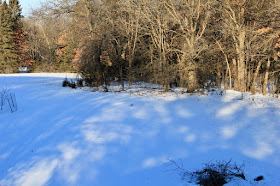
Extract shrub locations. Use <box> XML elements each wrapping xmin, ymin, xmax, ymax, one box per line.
<box><xmin>68</xmin><ymin>80</ymin><xmax>76</xmax><ymax>89</ymax></box>
<box><xmin>102</xmin><ymin>86</ymin><xmax>108</xmax><ymax>92</ymax></box>
<box><xmin>170</xmin><ymin>159</ymin><xmax>245</xmax><ymax>186</ymax></box>
<box><xmin>77</xmin><ymin>79</ymin><xmax>84</xmax><ymax>87</ymax></box>
<box><xmin>62</xmin><ymin>78</ymin><xmax>70</xmax><ymax>87</ymax></box>
<box><xmin>1</xmin><ymin>88</ymin><xmax>18</xmax><ymax>113</ymax></box>
<box><xmin>62</xmin><ymin>78</ymin><xmax>77</xmax><ymax>89</ymax></box>
<box><xmin>84</xmin><ymin>77</ymin><xmax>94</xmax><ymax>86</ymax></box>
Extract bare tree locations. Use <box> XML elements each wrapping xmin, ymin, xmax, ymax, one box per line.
<box><xmin>162</xmin><ymin>0</ymin><xmax>212</xmax><ymax>91</ymax></box>
<box><xmin>21</xmin><ymin>0</ymin><xmax>280</xmax><ymax>96</ymax></box>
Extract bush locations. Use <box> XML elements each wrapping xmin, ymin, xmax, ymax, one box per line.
<box><xmin>68</xmin><ymin>80</ymin><xmax>76</xmax><ymax>89</ymax></box>
<box><xmin>101</xmin><ymin>86</ymin><xmax>108</xmax><ymax>92</ymax></box>
<box><xmin>170</xmin><ymin>159</ymin><xmax>245</xmax><ymax>186</ymax></box>
<box><xmin>1</xmin><ymin>88</ymin><xmax>18</xmax><ymax>113</ymax></box>
<box><xmin>84</xmin><ymin>77</ymin><xmax>94</xmax><ymax>86</ymax></box>
<box><xmin>77</xmin><ymin>79</ymin><xmax>84</xmax><ymax>87</ymax></box>
<box><xmin>62</xmin><ymin>78</ymin><xmax>70</xmax><ymax>87</ymax></box>
<box><xmin>62</xmin><ymin>78</ymin><xmax>77</xmax><ymax>89</ymax></box>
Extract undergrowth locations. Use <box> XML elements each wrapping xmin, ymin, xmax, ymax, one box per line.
<box><xmin>169</xmin><ymin>159</ymin><xmax>246</xmax><ymax>186</ymax></box>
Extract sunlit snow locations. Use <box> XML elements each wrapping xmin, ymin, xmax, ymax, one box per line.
<box><xmin>0</xmin><ymin>73</ymin><xmax>280</xmax><ymax>186</ymax></box>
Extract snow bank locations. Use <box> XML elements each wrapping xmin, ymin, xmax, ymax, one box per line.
<box><xmin>0</xmin><ymin>73</ymin><xmax>79</xmax><ymax>78</ymax></box>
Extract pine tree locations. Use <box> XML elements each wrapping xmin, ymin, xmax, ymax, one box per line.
<box><xmin>9</xmin><ymin>0</ymin><xmax>33</xmax><ymax>68</ymax></box>
<box><xmin>0</xmin><ymin>0</ymin><xmax>31</xmax><ymax>73</ymax></box>
<box><xmin>9</xmin><ymin>0</ymin><xmax>21</xmax><ymax>23</ymax></box>
<box><xmin>0</xmin><ymin>1</ymin><xmax>17</xmax><ymax>73</ymax></box>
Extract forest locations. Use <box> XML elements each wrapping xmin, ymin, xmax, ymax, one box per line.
<box><xmin>1</xmin><ymin>0</ymin><xmax>280</xmax><ymax>95</ymax></box>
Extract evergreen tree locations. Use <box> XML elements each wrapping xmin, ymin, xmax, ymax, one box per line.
<box><xmin>9</xmin><ymin>0</ymin><xmax>31</xmax><ymax>68</ymax></box>
<box><xmin>0</xmin><ymin>0</ymin><xmax>30</xmax><ymax>73</ymax></box>
<box><xmin>0</xmin><ymin>1</ymin><xmax>17</xmax><ymax>73</ymax></box>
<box><xmin>9</xmin><ymin>0</ymin><xmax>22</xmax><ymax>23</ymax></box>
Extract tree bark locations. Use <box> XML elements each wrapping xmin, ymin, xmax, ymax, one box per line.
<box><xmin>187</xmin><ymin>66</ymin><xmax>198</xmax><ymax>92</ymax></box>
<box><xmin>120</xmin><ymin>65</ymin><xmax>124</xmax><ymax>90</ymax></box>
<box><xmin>237</xmin><ymin>29</ymin><xmax>246</xmax><ymax>92</ymax></box>
<box><xmin>232</xmin><ymin>58</ymin><xmax>238</xmax><ymax>90</ymax></box>
<box><xmin>275</xmin><ymin>73</ymin><xmax>279</xmax><ymax>97</ymax></box>
<box><xmin>128</xmin><ymin>58</ymin><xmax>133</xmax><ymax>85</ymax></box>
<box><xmin>263</xmin><ymin>58</ymin><xmax>271</xmax><ymax>95</ymax></box>
<box><xmin>251</xmin><ymin>60</ymin><xmax>262</xmax><ymax>94</ymax></box>
<box><xmin>216</xmin><ymin>63</ymin><xmax>221</xmax><ymax>87</ymax></box>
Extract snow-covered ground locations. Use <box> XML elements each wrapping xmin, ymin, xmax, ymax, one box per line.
<box><xmin>0</xmin><ymin>73</ymin><xmax>279</xmax><ymax>186</ymax></box>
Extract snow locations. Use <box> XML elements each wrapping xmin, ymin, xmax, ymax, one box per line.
<box><xmin>0</xmin><ymin>73</ymin><xmax>280</xmax><ymax>186</ymax></box>
<box><xmin>0</xmin><ymin>73</ymin><xmax>79</xmax><ymax>78</ymax></box>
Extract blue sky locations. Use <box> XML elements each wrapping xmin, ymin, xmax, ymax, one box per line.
<box><xmin>19</xmin><ymin>0</ymin><xmax>46</xmax><ymax>16</ymax></box>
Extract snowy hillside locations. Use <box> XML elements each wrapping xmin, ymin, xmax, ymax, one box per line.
<box><xmin>0</xmin><ymin>73</ymin><xmax>279</xmax><ymax>186</ymax></box>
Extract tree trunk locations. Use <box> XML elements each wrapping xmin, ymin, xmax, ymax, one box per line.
<box><xmin>251</xmin><ymin>60</ymin><xmax>262</xmax><ymax>94</ymax></box>
<box><xmin>263</xmin><ymin>58</ymin><xmax>271</xmax><ymax>95</ymax></box>
<box><xmin>178</xmin><ymin>54</ymin><xmax>187</xmax><ymax>87</ymax></box>
<box><xmin>128</xmin><ymin>58</ymin><xmax>133</xmax><ymax>86</ymax></box>
<box><xmin>187</xmin><ymin>66</ymin><xmax>198</xmax><ymax>92</ymax></box>
<box><xmin>270</xmin><ymin>79</ymin><xmax>274</xmax><ymax>97</ymax></box>
<box><xmin>226</xmin><ymin>58</ymin><xmax>232</xmax><ymax>90</ymax></box>
<box><xmin>237</xmin><ymin>30</ymin><xmax>246</xmax><ymax>92</ymax></box>
<box><xmin>163</xmin><ymin>56</ymin><xmax>169</xmax><ymax>92</ymax></box>
<box><xmin>232</xmin><ymin>58</ymin><xmax>238</xmax><ymax>90</ymax></box>
<box><xmin>224</xmin><ymin>67</ymin><xmax>228</xmax><ymax>89</ymax></box>
<box><xmin>179</xmin><ymin>69</ymin><xmax>186</xmax><ymax>87</ymax></box>
<box><xmin>216</xmin><ymin>40</ymin><xmax>232</xmax><ymax>89</ymax></box>
<box><xmin>275</xmin><ymin>73</ymin><xmax>279</xmax><ymax>97</ymax></box>
<box><xmin>82</xmin><ymin>0</ymin><xmax>94</xmax><ymax>39</ymax></box>
<box><xmin>247</xmin><ymin>64</ymin><xmax>251</xmax><ymax>92</ymax></box>
<box><xmin>216</xmin><ymin>63</ymin><xmax>221</xmax><ymax>88</ymax></box>
<box><xmin>120</xmin><ymin>65</ymin><xmax>124</xmax><ymax>90</ymax></box>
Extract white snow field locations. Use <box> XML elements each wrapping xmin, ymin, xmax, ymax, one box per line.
<box><xmin>0</xmin><ymin>73</ymin><xmax>280</xmax><ymax>186</ymax></box>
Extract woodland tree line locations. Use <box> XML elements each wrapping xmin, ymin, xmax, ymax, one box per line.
<box><xmin>1</xmin><ymin>0</ymin><xmax>280</xmax><ymax>95</ymax></box>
